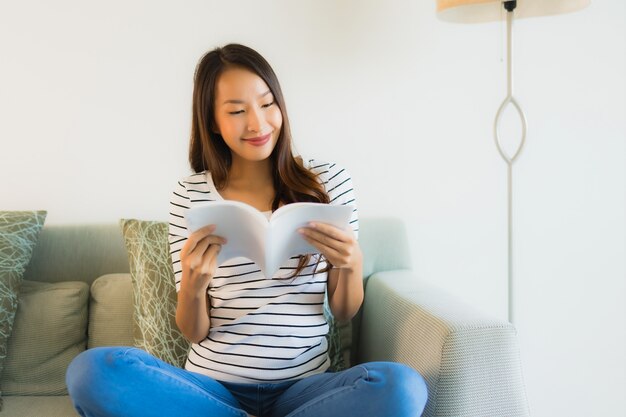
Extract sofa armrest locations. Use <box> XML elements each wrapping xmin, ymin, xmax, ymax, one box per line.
<box><xmin>358</xmin><ymin>270</ymin><xmax>530</xmax><ymax>417</ymax></box>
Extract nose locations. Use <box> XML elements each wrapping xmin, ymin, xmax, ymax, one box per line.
<box><xmin>247</xmin><ymin>107</ymin><xmax>264</xmax><ymax>134</ymax></box>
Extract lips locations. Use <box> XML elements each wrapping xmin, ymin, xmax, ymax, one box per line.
<box><xmin>243</xmin><ymin>133</ymin><xmax>271</xmax><ymax>146</ymax></box>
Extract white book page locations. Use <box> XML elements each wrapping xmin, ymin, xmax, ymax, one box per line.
<box><xmin>184</xmin><ymin>201</ymin><xmax>354</xmax><ymax>277</ymax></box>
<box><xmin>184</xmin><ymin>201</ymin><xmax>268</xmax><ymax>274</ymax></box>
<box><xmin>265</xmin><ymin>203</ymin><xmax>354</xmax><ymax>278</ymax></box>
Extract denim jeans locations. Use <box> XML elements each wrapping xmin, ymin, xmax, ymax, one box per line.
<box><xmin>66</xmin><ymin>347</ymin><xmax>428</xmax><ymax>417</ymax></box>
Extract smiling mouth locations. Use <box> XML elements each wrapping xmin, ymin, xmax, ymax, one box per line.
<box><xmin>243</xmin><ymin>133</ymin><xmax>272</xmax><ymax>142</ymax></box>
<box><xmin>242</xmin><ymin>133</ymin><xmax>273</xmax><ymax>147</ymax></box>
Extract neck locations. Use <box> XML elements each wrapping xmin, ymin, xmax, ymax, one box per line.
<box><xmin>228</xmin><ymin>156</ymin><xmax>274</xmax><ymax>189</ymax></box>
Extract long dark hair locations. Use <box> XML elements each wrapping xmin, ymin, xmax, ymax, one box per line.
<box><xmin>188</xmin><ymin>43</ymin><xmax>330</xmax><ymax>277</ymax></box>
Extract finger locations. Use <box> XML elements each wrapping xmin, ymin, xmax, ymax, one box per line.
<box><xmin>183</xmin><ymin>229</ymin><xmax>227</xmax><ymax>258</ymax></box>
<box><xmin>301</xmin><ymin>231</ymin><xmax>344</xmax><ymax>258</ymax></box>
<box><xmin>192</xmin><ymin>224</ymin><xmax>218</xmax><ymax>239</ymax></box>
<box><xmin>200</xmin><ymin>243</ymin><xmax>222</xmax><ymax>274</ymax></box>
<box><xmin>301</xmin><ymin>231</ymin><xmax>332</xmax><ymax>251</ymax></box>
<box><xmin>307</xmin><ymin>222</ymin><xmax>351</xmax><ymax>243</ymax></box>
<box><xmin>299</xmin><ymin>228</ymin><xmax>346</xmax><ymax>250</ymax></box>
<box><xmin>303</xmin><ymin>235</ymin><xmax>345</xmax><ymax>266</ymax></box>
<box><xmin>190</xmin><ymin>234</ymin><xmax>227</xmax><ymax>258</ymax></box>
<box><xmin>298</xmin><ymin>230</ymin><xmax>330</xmax><ymax>252</ymax></box>
<box><xmin>182</xmin><ymin>224</ymin><xmax>216</xmax><ymax>256</ymax></box>
<box><xmin>186</xmin><ymin>235</ymin><xmax>211</xmax><ymax>261</ymax></box>
<box><xmin>200</xmin><ymin>234</ymin><xmax>228</xmax><ymax>246</ymax></box>
<box><xmin>187</xmin><ymin>237</ymin><xmax>223</xmax><ymax>272</ymax></box>
<box><xmin>202</xmin><ymin>242</ymin><xmax>221</xmax><ymax>262</ymax></box>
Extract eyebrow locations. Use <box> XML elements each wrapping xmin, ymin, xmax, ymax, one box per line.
<box><xmin>222</xmin><ymin>90</ymin><xmax>272</xmax><ymax>105</ymax></box>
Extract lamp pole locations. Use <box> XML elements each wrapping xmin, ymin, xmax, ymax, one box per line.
<box><xmin>493</xmin><ymin>0</ymin><xmax>527</xmax><ymax>324</ymax></box>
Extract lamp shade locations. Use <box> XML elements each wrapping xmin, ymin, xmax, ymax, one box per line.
<box><xmin>437</xmin><ymin>0</ymin><xmax>590</xmax><ymax>23</ymax></box>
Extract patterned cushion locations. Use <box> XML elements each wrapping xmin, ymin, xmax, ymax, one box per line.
<box><xmin>0</xmin><ymin>210</ymin><xmax>46</xmax><ymax>409</ymax></box>
<box><xmin>1</xmin><ymin>280</ymin><xmax>88</xmax><ymax>395</ymax></box>
<box><xmin>120</xmin><ymin>219</ymin><xmax>190</xmax><ymax>367</ymax></box>
<box><xmin>324</xmin><ymin>302</ymin><xmax>347</xmax><ymax>371</ymax></box>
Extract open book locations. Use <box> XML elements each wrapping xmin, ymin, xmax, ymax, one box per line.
<box><xmin>183</xmin><ymin>200</ymin><xmax>354</xmax><ymax>277</ymax></box>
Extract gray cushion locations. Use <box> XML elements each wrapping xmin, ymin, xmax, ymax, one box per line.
<box><xmin>88</xmin><ymin>274</ymin><xmax>134</xmax><ymax>348</ymax></box>
<box><xmin>0</xmin><ymin>395</ymin><xmax>76</xmax><ymax>417</ymax></box>
<box><xmin>1</xmin><ymin>280</ymin><xmax>88</xmax><ymax>395</ymax></box>
<box><xmin>23</xmin><ymin>224</ymin><xmax>130</xmax><ymax>285</ymax></box>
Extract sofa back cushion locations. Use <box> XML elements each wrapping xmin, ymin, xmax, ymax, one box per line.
<box><xmin>88</xmin><ymin>274</ymin><xmax>134</xmax><ymax>348</ymax></box>
<box><xmin>22</xmin><ymin>224</ymin><xmax>130</xmax><ymax>285</ymax></box>
<box><xmin>346</xmin><ymin>217</ymin><xmax>412</xmax><ymax>365</ymax></box>
<box><xmin>1</xmin><ymin>280</ymin><xmax>88</xmax><ymax>395</ymax></box>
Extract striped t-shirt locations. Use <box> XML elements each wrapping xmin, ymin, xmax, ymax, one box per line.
<box><xmin>168</xmin><ymin>159</ymin><xmax>359</xmax><ymax>383</ymax></box>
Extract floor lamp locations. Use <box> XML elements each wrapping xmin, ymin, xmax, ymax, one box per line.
<box><xmin>436</xmin><ymin>0</ymin><xmax>590</xmax><ymax>325</ymax></box>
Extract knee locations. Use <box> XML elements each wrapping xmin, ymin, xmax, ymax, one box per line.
<box><xmin>66</xmin><ymin>348</ymin><xmax>102</xmax><ymax>394</ymax></box>
<box><xmin>362</xmin><ymin>362</ymin><xmax>428</xmax><ymax>415</ymax></box>
<box><xmin>66</xmin><ymin>346</ymin><xmax>136</xmax><ymax>400</ymax></box>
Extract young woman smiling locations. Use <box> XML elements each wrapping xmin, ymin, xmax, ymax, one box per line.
<box><xmin>66</xmin><ymin>43</ymin><xmax>428</xmax><ymax>417</ymax></box>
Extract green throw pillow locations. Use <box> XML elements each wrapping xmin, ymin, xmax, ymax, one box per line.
<box><xmin>120</xmin><ymin>219</ymin><xmax>190</xmax><ymax>368</ymax></box>
<box><xmin>1</xmin><ymin>280</ymin><xmax>88</xmax><ymax>395</ymax></box>
<box><xmin>0</xmin><ymin>210</ymin><xmax>46</xmax><ymax>408</ymax></box>
<box><xmin>324</xmin><ymin>306</ymin><xmax>348</xmax><ymax>372</ymax></box>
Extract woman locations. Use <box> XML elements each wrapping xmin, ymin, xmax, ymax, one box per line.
<box><xmin>66</xmin><ymin>43</ymin><xmax>427</xmax><ymax>417</ymax></box>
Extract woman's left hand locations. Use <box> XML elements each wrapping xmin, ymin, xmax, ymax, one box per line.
<box><xmin>298</xmin><ymin>222</ymin><xmax>362</xmax><ymax>271</ymax></box>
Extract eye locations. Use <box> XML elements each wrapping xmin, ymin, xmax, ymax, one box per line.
<box><xmin>262</xmin><ymin>101</ymin><xmax>275</xmax><ymax>108</ymax></box>
<box><xmin>228</xmin><ymin>110</ymin><xmax>244</xmax><ymax>115</ymax></box>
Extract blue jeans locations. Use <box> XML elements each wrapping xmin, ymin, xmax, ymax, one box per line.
<box><xmin>66</xmin><ymin>347</ymin><xmax>428</xmax><ymax>417</ymax></box>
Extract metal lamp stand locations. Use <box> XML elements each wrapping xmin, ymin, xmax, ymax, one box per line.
<box><xmin>494</xmin><ymin>0</ymin><xmax>527</xmax><ymax>325</ymax></box>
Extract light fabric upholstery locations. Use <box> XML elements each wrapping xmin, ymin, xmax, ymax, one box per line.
<box><xmin>359</xmin><ymin>217</ymin><xmax>413</xmax><ymax>278</ymax></box>
<box><xmin>4</xmin><ymin>222</ymin><xmax>129</xmax><ymax>416</ymax></box>
<box><xmin>120</xmin><ymin>219</ymin><xmax>190</xmax><ymax>368</ymax></box>
<box><xmin>0</xmin><ymin>210</ymin><xmax>46</xmax><ymax>409</ymax></box>
<box><xmin>1</xmin><ymin>280</ymin><xmax>88</xmax><ymax>395</ymax></box>
<box><xmin>359</xmin><ymin>270</ymin><xmax>531</xmax><ymax>417</ymax></box>
<box><xmin>3</xmin><ymin>219</ymin><xmax>531</xmax><ymax>417</ymax></box>
<box><xmin>22</xmin><ymin>224</ymin><xmax>129</xmax><ymax>285</ymax></box>
<box><xmin>348</xmin><ymin>217</ymin><xmax>413</xmax><ymax>365</ymax></box>
<box><xmin>88</xmin><ymin>274</ymin><xmax>134</xmax><ymax>348</ymax></box>
<box><xmin>0</xmin><ymin>396</ymin><xmax>76</xmax><ymax>417</ymax></box>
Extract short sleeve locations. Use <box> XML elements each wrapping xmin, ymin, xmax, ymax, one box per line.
<box><xmin>308</xmin><ymin>160</ymin><xmax>359</xmax><ymax>240</ymax></box>
<box><xmin>169</xmin><ymin>180</ymin><xmax>191</xmax><ymax>292</ymax></box>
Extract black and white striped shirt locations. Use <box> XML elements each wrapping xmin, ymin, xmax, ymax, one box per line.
<box><xmin>168</xmin><ymin>159</ymin><xmax>359</xmax><ymax>383</ymax></box>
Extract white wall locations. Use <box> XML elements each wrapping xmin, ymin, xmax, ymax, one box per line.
<box><xmin>1</xmin><ymin>0</ymin><xmax>624</xmax><ymax>415</ymax></box>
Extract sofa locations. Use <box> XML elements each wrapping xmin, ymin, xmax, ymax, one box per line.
<box><xmin>1</xmin><ymin>218</ymin><xmax>530</xmax><ymax>417</ymax></box>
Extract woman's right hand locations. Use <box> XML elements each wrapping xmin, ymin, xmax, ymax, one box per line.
<box><xmin>179</xmin><ymin>224</ymin><xmax>227</xmax><ymax>296</ymax></box>
<box><xmin>176</xmin><ymin>224</ymin><xmax>226</xmax><ymax>343</ymax></box>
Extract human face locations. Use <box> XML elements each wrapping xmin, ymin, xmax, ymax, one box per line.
<box><xmin>213</xmin><ymin>67</ymin><xmax>283</xmax><ymax>164</ymax></box>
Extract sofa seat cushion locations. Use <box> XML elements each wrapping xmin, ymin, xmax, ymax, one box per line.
<box><xmin>0</xmin><ymin>395</ymin><xmax>75</xmax><ymax>417</ymax></box>
<box><xmin>1</xmin><ymin>280</ymin><xmax>88</xmax><ymax>396</ymax></box>
<box><xmin>88</xmin><ymin>274</ymin><xmax>134</xmax><ymax>348</ymax></box>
